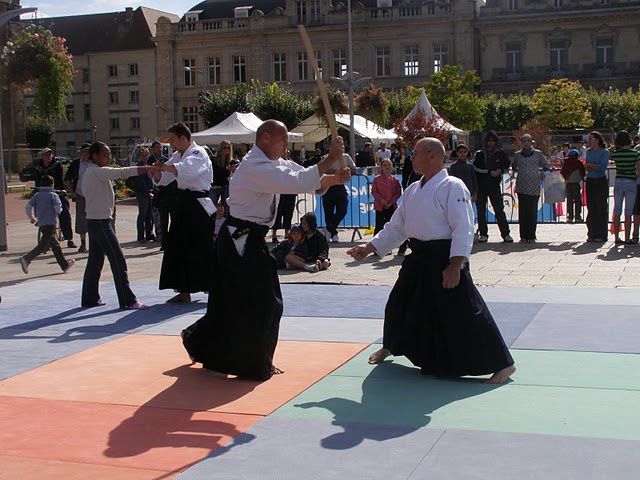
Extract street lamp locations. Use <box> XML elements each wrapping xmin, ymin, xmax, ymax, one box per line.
<box><xmin>0</xmin><ymin>6</ymin><xmax>38</xmax><ymax>252</ymax></box>
<box><xmin>329</xmin><ymin>0</ymin><xmax>370</xmax><ymax>162</ymax></box>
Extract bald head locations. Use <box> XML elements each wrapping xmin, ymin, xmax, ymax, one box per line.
<box><xmin>415</xmin><ymin>138</ymin><xmax>446</xmax><ymax>162</ymax></box>
<box><xmin>256</xmin><ymin>119</ymin><xmax>289</xmax><ymax>161</ymax></box>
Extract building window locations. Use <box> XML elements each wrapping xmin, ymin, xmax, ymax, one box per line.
<box><xmin>376</xmin><ymin>46</ymin><xmax>391</xmax><ymax>77</ymax></box>
<box><xmin>553</xmin><ymin>0</ymin><xmax>563</xmax><ymax>7</ymax></box>
<box><xmin>505</xmin><ymin>43</ymin><xmax>522</xmax><ymax>73</ymax></box>
<box><xmin>82</xmin><ymin>68</ymin><xmax>89</xmax><ymax>84</ymax></box>
<box><xmin>233</xmin><ymin>55</ymin><xmax>246</xmax><ymax>83</ymax></box>
<box><xmin>404</xmin><ymin>45</ymin><xmax>419</xmax><ymax>76</ymax></box>
<box><xmin>508</xmin><ymin>0</ymin><xmax>517</xmax><ymax>10</ymax></box>
<box><xmin>108</xmin><ymin>65</ymin><xmax>118</xmax><ymax>77</ymax></box>
<box><xmin>274</xmin><ymin>53</ymin><xmax>287</xmax><ymax>82</ymax></box>
<box><xmin>183</xmin><ymin>58</ymin><xmax>196</xmax><ymax>86</ymax></box>
<box><xmin>182</xmin><ymin>106</ymin><xmax>199</xmax><ymax>132</ymax></box>
<box><xmin>129</xmin><ymin>63</ymin><xmax>138</xmax><ymax>76</ymax></box>
<box><xmin>65</xmin><ymin>105</ymin><xmax>74</xmax><ymax>122</ymax></box>
<box><xmin>550</xmin><ymin>40</ymin><xmax>567</xmax><ymax>71</ymax></box>
<box><xmin>433</xmin><ymin>43</ymin><xmax>448</xmax><ymax>73</ymax></box>
<box><xmin>298</xmin><ymin>52</ymin><xmax>308</xmax><ymax>80</ymax></box>
<box><xmin>296</xmin><ymin>1</ymin><xmax>307</xmax><ymax>24</ymax></box>
<box><xmin>315</xmin><ymin>51</ymin><xmax>323</xmax><ymax>79</ymax></box>
<box><xmin>596</xmin><ymin>38</ymin><xmax>614</xmax><ymax>68</ymax></box>
<box><xmin>129</xmin><ymin>90</ymin><xmax>139</xmax><ymax>104</ymax></box>
<box><xmin>130</xmin><ymin>117</ymin><xmax>140</xmax><ymax>130</ymax></box>
<box><xmin>208</xmin><ymin>57</ymin><xmax>221</xmax><ymax>85</ymax></box>
<box><xmin>84</xmin><ymin>104</ymin><xmax>91</xmax><ymax>122</ymax></box>
<box><xmin>109</xmin><ymin>118</ymin><xmax>120</xmax><ymax>131</ymax></box>
<box><xmin>311</xmin><ymin>0</ymin><xmax>320</xmax><ymax>22</ymax></box>
<box><xmin>108</xmin><ymin>91</ymin><xmax>119</xmax><ymax>104</ymax></box>
<box><xmin>332</xmin><ymin>49</ymin><xmax>347</xmax><ymax>77</ymax></box>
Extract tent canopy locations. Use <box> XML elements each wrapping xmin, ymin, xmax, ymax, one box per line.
<box><xmin>405</xmin><ymin>90</ymin><xmax>465</xmax><ymax>135</ymax></box>
<box><xmin>191</xmin><ymin>112</ymin><xmax>303</xmax><ymax>144</ymax></box>
<box><xmin>291</xmin><ymin>114</ymin><xmax>397</xmax><ymax>147</ymax></box>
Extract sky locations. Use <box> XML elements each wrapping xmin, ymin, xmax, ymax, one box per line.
<box><xmin>20</xmin><ymin>0</ymin><xmax>197</xmax><ymax>18</ymax></box>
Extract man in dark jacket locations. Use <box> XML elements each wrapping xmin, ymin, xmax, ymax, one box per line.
<box><xmin>149</xmin><ymin>141</ymin><xmax>175</xmax><ymax>251</ymax></box>
<box><xmin>473</xmin><ymin>131</ymin><xmax>513</xmax><ymax>243</ymax></box>
<box><xmin>133</xmin><ymin>148</ymin><xmax>156</xmax><ymax>243</ymax></box>
<box><xmin>64</xmin><ymin>143</ymin><xmax>92</xmax><ymax>252</ymax></box>
<box><xmin>34</xmin><ymin>148</ymin><xmax>75</xmax><ymax>248</ymax></box>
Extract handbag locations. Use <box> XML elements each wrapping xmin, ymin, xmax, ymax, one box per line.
<box><xmin>543</xmin><ymin>171</ymin><xmax>566</xmax><ymax>204</ymax></box>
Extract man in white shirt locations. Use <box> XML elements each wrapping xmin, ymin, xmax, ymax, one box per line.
<box><xmin>348</xmin><ymin>138</ymin><xmax>516</xmax><ymax>384</ymax></box>
<box><xmin>182</xmin><ymin>120</ymin><xmax>351</xmax><ymax>381</ymax></box>
<box><xmin>151</xmin><ymin>123</ymin><xmax>215</xmax><ymax>303</ymax></box>
<box><xmin>375</xmin><ymin>142</ymin><xmax>391</xmax><ymax>167</ymax></box>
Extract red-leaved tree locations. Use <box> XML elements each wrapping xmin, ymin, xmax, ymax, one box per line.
<box><xmin>392</xmin><ymin>109</ymin><xmax>450</xmax><ymax>151</ymax></box>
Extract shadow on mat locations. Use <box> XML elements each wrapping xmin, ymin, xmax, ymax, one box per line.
<box><xmin>104</xmin><ymin>365</ymin><xmax>257</xmax><ymax>467</ymax></box>
<box><xmin>0</xmin><ymin>302</ymin><xmax>203</xmax><ymax>343</ymax></box>
<box><xmin>295</xmin><ymin>363</ymin><xmax>503</xmax><ymax>450</ymax></box>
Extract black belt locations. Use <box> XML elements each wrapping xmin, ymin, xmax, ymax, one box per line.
<box><xmin>178</xmin><ymin>189</ymin><xmax>209</xmax><ymax>199</ymax></box>
<box><xmin>226</xmin><ymin>216</ymin><xmax>269</xmax><ymax>239</ymax></box>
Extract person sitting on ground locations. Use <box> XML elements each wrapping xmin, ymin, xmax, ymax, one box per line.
<box><xmin>271</xmin><ymin>225</ymin><xmax>317</xmax><ymax>272</ymax></box>
<box><xmin>20</xmin><ymin>175</ymin><xmax>76</xmax><ymax>275</ymax></box>
<box><xmin>301</xmin><ymin>212</ymin><xmax>330</xmax><ymax>271</ymax></box>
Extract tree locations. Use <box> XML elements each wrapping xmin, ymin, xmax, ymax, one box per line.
<box><xmin>423</xmin><ymin>65</ymin><xmax>485</xmax><ymax>132</ymax></box>
<box><xmin>483</xmin><ymin>94</ymin><xmax>535</xmax><ymax>131</ymax></box>
<box><xmin>392</xmin><ymin>109</ymin><xmax>450</xmax><ymax>151</ymax></box>
<box><xmin>249</xmin><ymin>82</ymin><xmax>313</xmax><ymax>129</ymax></box>
<box><xmin>25</xmin><ymin>116</ymin><xmax>55</xmax><ymax>148</ymax></box>
<box><xmin>531</xmin><ymin>78</ymin><xmax>593</xmax><ymax>129</ymax></box>
<box><xmin>199</xmin><ymin>83</ymin><xmax>252</xmax><ymax>128</ymax></box>
<box><xmin>387</xmin><ymin>86</ymin><xmax>422</xmax><ymax>127</ymax></box>
<box><xmin>587</xmin><ymin>87</ymin><xmax>640</xmax><ymax>133</ymax></box>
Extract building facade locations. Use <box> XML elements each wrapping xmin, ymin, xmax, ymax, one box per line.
<box><xmin>27</xmin><ymin>7</ymin><xmax>178</xmax><ymax>157</ymax></box>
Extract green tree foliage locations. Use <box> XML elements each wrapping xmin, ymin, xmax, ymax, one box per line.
<box><xmin>587</xmin><ymin>87</ymin><xmax>640</xmax><ymax>133</ymax></box>
<box><xmin>25</xmin><ymin>116</ymin><xmax>55</xmax><ymax>148</ymax></box>
<box><xmin>387</xmin><ymin>86</ymin><xmax>422</xmax><ymax>127</ymax></box>
<box><xmin>531</xmin><ymin>78</ymin><xmax>593</xmax><ymax>129</ymax></box>
<box><xmin>199</xmin><ymin>83</ymin><xmax>252</xmax><ymax>128</ymax></box>
<box><xmin>250</xmin><ymin>82</ymin><xmax>313</xmax><ymax>129</ymax></box>
<box><xmin>482</xmin><ymin>94</ymin><xmax>535</xmax><ymax>131</ymax></box>
<box><xmin>423</xmin><ymin>65</ymin><xmax>485</xmax><ymax>132</ymax></box>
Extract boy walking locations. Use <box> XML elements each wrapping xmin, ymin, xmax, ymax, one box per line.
<box><xmin>20</xmin><ymin>175</ymin><xmax>75</xmax><ymax>274</ymax></box>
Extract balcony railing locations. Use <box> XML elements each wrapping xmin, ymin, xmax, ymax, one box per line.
<box><xmin>179</xmin><ymin>18</ymin><xmax>248</xmax><ymax>33</ymax></box>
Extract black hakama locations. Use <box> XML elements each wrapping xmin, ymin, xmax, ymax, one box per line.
<box><xmin>159</xmin><ymin>189</ymin><xmax>215</xmax><ymax>293</ymax></box>
<box><xmin>181</xmin><ymin>216</ymin><xmax>283</xmax><ymax>381</ymax></box>
<box><xmin>384</xmin><ymin>238</ymin><xmax>514</xmax><ymax>377</ymax></box>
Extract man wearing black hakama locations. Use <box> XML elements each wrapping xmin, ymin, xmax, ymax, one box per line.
<box><xmin>348</xmin><ymin>138</ymin><xmax>515</xmax><ymax>384</ymax></box>
<box><xmin>151</xmin><ymin>123</ymin><xmax>216</xmax><ymax>303</ymax></box>
<box><xmin>182</xmin><ymin>120</ymin><xmax>351</xmax><ymax>380</ymax></box>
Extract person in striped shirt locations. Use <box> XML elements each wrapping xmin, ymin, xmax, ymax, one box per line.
<box><xmin>611</xmin><ymin>130</ymin><xmax>640</xmax><ymax>244</ymax></box>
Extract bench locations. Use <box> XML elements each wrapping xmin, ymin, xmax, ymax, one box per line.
<box><xmin>6</xmin><ymin>184</ymin><xmax>27</xmax><ymax>193</ymax></box>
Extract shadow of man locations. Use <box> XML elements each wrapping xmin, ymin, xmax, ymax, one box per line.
<box><xmin>295</xmin><ymin>363</ymin><xmax>503</xmax><ymax>450</ymax></box>
<box><xmin>104</xmin><ymin>365</ymin><xmax>259</xmax><ymax>470</ymax></box>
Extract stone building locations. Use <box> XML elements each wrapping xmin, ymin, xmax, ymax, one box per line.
<box><xmin>478</xmin><ymin>0</ymin><xmax>640</xmax><ymax>93</ymax></box>
<box><xmin>27</xmin><ymin>7</ymin><xmax>178</xmax><ymax>156</ymax></box>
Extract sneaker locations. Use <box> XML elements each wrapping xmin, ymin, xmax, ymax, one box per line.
<box><xmin>67</xmin><ymin>240</ymin><xmax>77</xmax><ymax>248</ymax></box>
<box><xmin>304</xmin><ymin>263</ymin><xmax>319</xmax><ymax>273</ymax></box>
<box><xmin>62</xmin><ymin>258</ymin><xmax>76</xmax><ymax>273</ymax></box>
<box><xmin>331</xmin><ymin>234</ymin><xmax>339</xmax><ymax>243</ymax></box>
<box><xmin>323</xmin><ymin>228</ymin><xmax>332</xmax><ymax>240</ymax></box>
<box><xmin>478</xmin><ymin>235</ymin><xmax>488</xmax><ymax>243</ymax></box>
<box><xmin>503</xmin><ymin>235</ymin><xmax>514</xmax><ymax>243</ymax></box>
<box><xmin>125</xmin><ymin>301</ymin><xmax>150</xmax><ymax>310</ymax></box>
<box><xmin>19</xmin><ymin>257</ymin><xmax>29</xmax><ymax>274</ymax></box>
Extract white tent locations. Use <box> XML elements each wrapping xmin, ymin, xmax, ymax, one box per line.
<box><xmin>405</xmin><ymin>90</ymin><xmax>465</xmax><ymax>135</ymax></box>
<box><xmin>191</xmin><ymin>112</ymin><xmax>303</xmax><ymax>144</ymax></box>
<box><xmin>291</xmin><ymin>114</ymin><xmax>397</xmax><ymax>148</ymax></box>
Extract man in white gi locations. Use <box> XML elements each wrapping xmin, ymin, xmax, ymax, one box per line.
<box><xmin>348</xmin><ymin>138</ymin><xmax>516</xmax><ymax>384</ymax></box>
<box><xmin>182</xmin><ymin>120</ymin><xmax>351</xmax><ymax>380</ymax></box>
<box><xmin>151</xmin><ymin>123</ymin><xmax>215</xmax><ymax>303</ymax></box>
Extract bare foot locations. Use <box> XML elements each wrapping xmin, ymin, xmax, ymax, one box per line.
<box><xmin>485</xmin><ymin>364</ymin><xmax>516</xmax><ymax>384</ymax></box>
<box><xmin>368</xmin><ymin>348</ymin><xmax>391</xmax><ymax>364</ymax></box>
<box><xmin>167</xmin><ymin>292</ymin><xmax>191</xmax><ymax>303</ymax></box>
<box><xmin>272</xmin><ymin>366</ymin><xmax>285</xmax><ymax>375</ymax></box>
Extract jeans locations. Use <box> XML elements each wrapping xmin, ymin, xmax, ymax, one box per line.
<box><xmin>82</xmin><ymin>219</ymin><xmax>136</xmax><ymax>308</ymax></box>
<box><xmin>565</xmin><ymin>183</ymin><xmax>582</xmax><ymax>221</ymax></box>
<box><xmin>24</xmin><ymin>225</ymin><xmax>69</xmax><ymax>270</ymax></box>
<box><xmin>136</xmin><ymin>192</ymin><xmax>154</xmax><ymax>240</ymax></box>
<box><xmin>613</xmin><ymin>178</ymin><xmax>637</xmax><ymax>216</ymax></box>
<box><xmin>322</xmin><ymin>185</ymin><xmax>348</xmax><ymax>236</ymax></box>
<box><xmin>517</xmin><ymin>193</ymin><xmax>539</xmax><ymax>240</ymax></box>
<box><xmin>586</xmin><ymin>177</ymin><xmax>609</xmax><ymax>240</ymax></box>
<box><xmin>476</xmin><ymin>183</ymin><xmax>510</xmax><ymax>238</ymax></box>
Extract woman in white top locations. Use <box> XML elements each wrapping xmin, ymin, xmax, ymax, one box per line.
<box><xmin>81</xmin><ymin>142</ymin><xmax>152</xmax><ymax>310</ymax></box>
